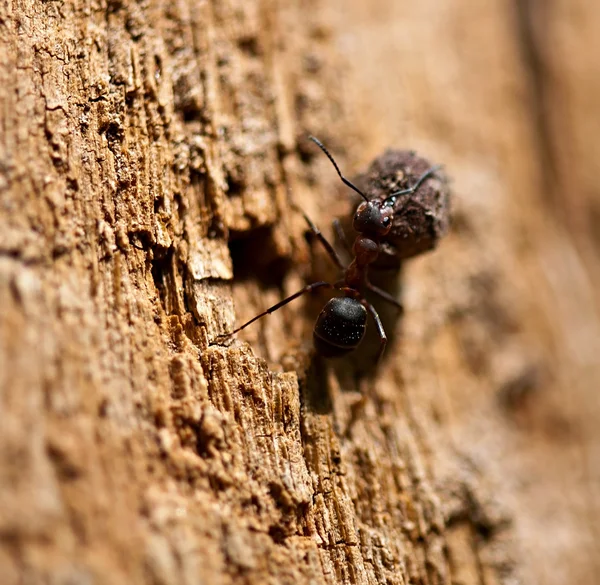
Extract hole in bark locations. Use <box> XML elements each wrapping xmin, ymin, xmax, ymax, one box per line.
<box><xmin>267</xmin><ymin>525</ymin><xmax>286</xmax><ymax>544</ymax></box>
<box><xmin>238</xmin><ymin>36</ymin><xmax>261</xmax><ymax>57</ymax></box>
<box><xmin>228</xmin><ymin>227</ymin><xmax>291</xmax><ymax>286</ymax></box>
<box><xmin>150</xmin><ymin>246</ymin><xmax>174</xmax><ymax>312</ymax></box>
<box><xmin>224</xmin><ymin>172</ymin><xmax>244</xmax><ymax>199</ymax></box>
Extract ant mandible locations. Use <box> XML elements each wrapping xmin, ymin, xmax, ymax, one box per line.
<box><xmin>220</xmin><ymin>136</ymin><xmax>440</xmax><ymax>362</ymax></box>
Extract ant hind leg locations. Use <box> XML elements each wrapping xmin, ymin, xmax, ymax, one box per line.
<box><xmin>361</xmin><ymin>300</ymin><xmax>388</xmax><ymax>363</ymax></box>
<box><xmin>366</xmin><ymin>281</ymin><xmax>404</xmax><ymax>313</ymax></box>
<box><xmin>215</xmin><ymin>281</ymin><xmax>334</xmax><ymax>341</ymax></box>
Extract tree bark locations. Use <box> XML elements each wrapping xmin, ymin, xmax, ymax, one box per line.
<box><xmin>1</xmin><ymin>1</ymin><xmax>599</xmax><ymax>584</ymax></box>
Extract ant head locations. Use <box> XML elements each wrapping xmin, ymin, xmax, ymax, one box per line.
<box><xmin>353</xmin><ymin>201</ymin><xmax>393</xmax><ymax>236</ymax></box>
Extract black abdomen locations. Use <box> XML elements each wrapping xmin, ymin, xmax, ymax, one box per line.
<box><xmin>313</xmin><ymin>297</ymin><xmax>367</xmax><ymax>358</ymax></box>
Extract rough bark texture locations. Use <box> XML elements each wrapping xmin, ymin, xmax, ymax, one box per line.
<box><xmin>1</xmin><ymin>1</ymin><xmax>599</xmax><ymax>584</ymax></box>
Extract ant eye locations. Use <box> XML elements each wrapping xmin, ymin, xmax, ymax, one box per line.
<box><xmin>383</xmin><ymin>217</ymin><xmax>391</xmax><ymax>226</ymax></box>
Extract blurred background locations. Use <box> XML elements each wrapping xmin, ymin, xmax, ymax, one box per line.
<box><xmin>316</xmin><ymin>1</ymin><xmax>600</xmax><ymax>583</ymax></box>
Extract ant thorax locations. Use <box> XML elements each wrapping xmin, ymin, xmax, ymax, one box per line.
<box><xmin>351</xmin><ymin>236</ymin><xmax>379</xmax><ymax>266</ymax></box>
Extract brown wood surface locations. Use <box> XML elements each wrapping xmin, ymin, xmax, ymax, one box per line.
<box><xmin>1</xmin><ymin>0</ymin><xmax>599</xmax><ymax>584</ymax></box>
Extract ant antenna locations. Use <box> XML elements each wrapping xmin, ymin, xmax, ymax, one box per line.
<box><xmin>309</xmin><ymin>136</ymin><xmax>369</xmax><ymax>202</ymax></box>
<box><xmin>382</xmin><ymin>164</ymin><xmax>442</xmax><ymax>208</ymax></box>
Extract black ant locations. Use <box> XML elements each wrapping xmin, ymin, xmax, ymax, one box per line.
<box><xmin>346</xmin><ymin>148</ymin><xmax>448</xmax><ymax>268</ymax></box>
<box><xmin>218</xmin><ymin>136</ymin><xmax>440</xmax><ymax>362</ymax></box>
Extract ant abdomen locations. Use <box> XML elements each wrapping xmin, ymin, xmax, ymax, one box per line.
<box><xmin>313</xmin><ymin>297</ymin><xmax>367</xmax><ymax>358</ymax></box>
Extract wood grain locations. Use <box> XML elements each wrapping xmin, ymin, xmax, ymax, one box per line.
<box><xmin>0</xmin><ymin>0</ymin><xmax>598</xmax><ymax>584</ymax></box>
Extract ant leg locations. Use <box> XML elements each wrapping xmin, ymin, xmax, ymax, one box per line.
<box><xmin>216</xmin><ymin>281</ymin><xmax>333</xmax><ymax>340</ymax></box>
<box><xmin>332</xmin><ymin>219</ymin><xmax>351</xmax><ymax>254</ymax></box>
<box><xmin>362</xmin><ymin>300</ymin><xmax>387</xmax><ymax>363</ymax></box>
<box><xmin>300</xmin><ymin>211</ymin><xmax>345</xmax><ymax>270</ymax></box>
<box><xmin>366</xmin><ymin>281</ymin><xmax>404</xmax><ymax>313</ymax></box>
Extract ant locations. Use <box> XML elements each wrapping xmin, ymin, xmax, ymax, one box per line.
<box><xmin>218</xmin><ymin>136</ymin><xmax>440</xmax><ymax>362</ymax></box>
<box><xmin>345</xmin><ymin>148</ymin><xmax>449</xmax><ymax>268</ymax></box>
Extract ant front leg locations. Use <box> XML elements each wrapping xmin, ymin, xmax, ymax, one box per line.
<box><xmin>362</xmin><ymin>300</ymin><xmax>387</xmax><ymax>363</ymax></box>
<box><xmin>300</xmin><ymin>210</ymin><xmax>345</xmax><ymax>270</ymax></box>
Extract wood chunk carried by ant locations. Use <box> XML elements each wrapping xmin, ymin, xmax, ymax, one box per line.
<box><xmin>349</xmin><ymin>149</ymin><xmax>451</xmax><ymax>270</ymax></box>
<box><xmin>216</xmin><ymin>137</ymin><xmax>446</xmax><ymax>363</ymax></box>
